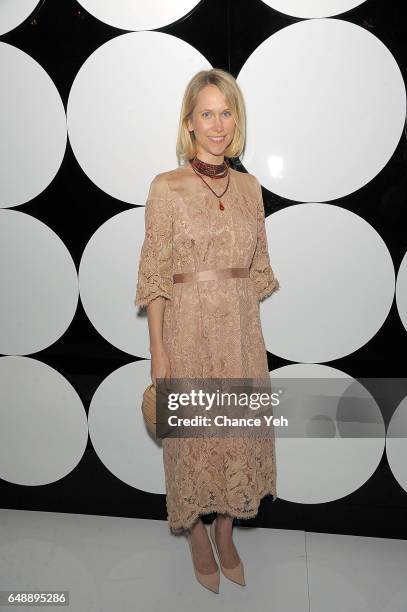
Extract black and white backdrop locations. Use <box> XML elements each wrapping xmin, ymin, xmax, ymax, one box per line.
<box><xmin>1</xmin><ymin>0</ymin><xmax>407</xmax><ymax>539</ymax></box>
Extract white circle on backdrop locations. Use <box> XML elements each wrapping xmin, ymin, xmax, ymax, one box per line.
<box><xmin>386</xmin><ymin>398</ymin><xmax>407</xmax><ymax>495</ymax></box>
<box><xmin>0</xmin><ymin>0</ymin><xmax>40</xmax><ymax>36</ymax></box>
<box><xmin>0</xmin><ymin>42</ymin><xmax>67</xmax><ymax>208</ymax></box>
<box><xmin>272</xmin><ymin>363</ymin><xmax>385</xmax><ymax>504</ymax></box>
<box><xmin>79</xmin><ymin>208</ymin><xmax>151</xmax><ymax>358</ymax></box>
<box><xmin>238</xmin><ymin>18</ymin><xmax>406</xmax><ymax>202</ymax></box>
<box><xmin>260</xmin><ymin>0</ymin><xmax>367</xmax><ymax>18</ymax></box>
<box><xmin>0</xmin><ymin>210</ymin><xmax>79</xmax><ymax>355</ymax></box>
<box><xmin>88</xmin><ymin>360</ymin><xmax>164</xmax><ymax>494</ymax></box>
<box><xmin>0</xmin><ymin>356</ymin><xmax>88</xmax><ymax>486</ymax></box>
<box><xmin>260</xmin><ymin>203</ymin><xmax>395</xmax><ymax>363</ymax></box>
<box><xmin>67</xmin><ymin>31</ymin><xmax>211</xmax><ymax>205</ymax></box>
<box><xmin>77</xmin><ymin>0</ymin><xmax>200</xmax><ymax>31</ymax></box>
<box><xmin>395</xmin><ymin>251</ymin><xmax>407</xmax><ymax>334</ymax></box>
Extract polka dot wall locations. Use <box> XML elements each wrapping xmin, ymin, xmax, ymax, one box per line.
<box><xmin>1</xmin><ymin>0</ymin><xmax>407</xmax><ymax>537</ymax></box>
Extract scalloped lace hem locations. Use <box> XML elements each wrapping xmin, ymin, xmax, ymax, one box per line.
<box><xmin>168</xmin><ymin>488</ymin><xmax>277</xmax><ymax>534</ymax></box>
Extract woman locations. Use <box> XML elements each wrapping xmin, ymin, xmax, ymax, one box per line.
<box><xmin>135</xmin><ymin>68</ymin><xmax>279</xmax><ymax>593</ymax></box>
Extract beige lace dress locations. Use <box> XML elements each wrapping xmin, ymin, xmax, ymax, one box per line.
<box><xmin>135</xmin><ymin>160</ymin><xmax>280</xmax><ymax>533</ymax></box>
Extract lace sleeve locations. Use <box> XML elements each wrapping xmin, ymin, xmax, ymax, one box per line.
<box><xmin>249</xmin><ymin>178</ymin><xmax>280</xmax><ymax>301</ymax></box>
<box><xmin>134</xmin><ymin>174</ymin><xmax>173</xmax><ymax>308</ymax></box>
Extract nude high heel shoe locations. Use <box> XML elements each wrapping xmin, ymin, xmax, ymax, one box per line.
<box><xmin>187</xmin><ymin>530</ymin><xmax>220</xmax><ymax>594</ymax></box>
<box><xmin>209</xmin><ymin>517</ymin><xmax>246</xmax><ymax>586</ymax></box>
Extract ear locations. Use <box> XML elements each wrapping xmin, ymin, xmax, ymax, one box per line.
<box><xmin>187</xmin><ymin>118</ymin><xmax>193</xmax><ymax>132</ymax></box>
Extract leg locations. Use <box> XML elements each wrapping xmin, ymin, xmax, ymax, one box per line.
<box><xmin>188</xmin><ymin>518</ymin><xmax>218</xmax><ymax>574</ymax></box>
<box><xmin>214</xmin><ymin>512</ymin><xmax>241</xmax><ymax>569</ymax></box>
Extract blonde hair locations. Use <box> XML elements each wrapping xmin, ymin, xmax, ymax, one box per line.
<box><xmin>176</xmin><ymin>68</ymin><xmax>246</xmax><ymax>163</ymax></box>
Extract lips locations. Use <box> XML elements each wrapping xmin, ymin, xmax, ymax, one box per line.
<box><xmin>209</xmin><ymin>136</ymin><xmax>225</xmax><ymax>142</ymax></box>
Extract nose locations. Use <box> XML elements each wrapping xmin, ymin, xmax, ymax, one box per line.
<box><xmin>213</xmin><ymin>115</ymin><xmax>224</xmax><ymax>131</ymax></box>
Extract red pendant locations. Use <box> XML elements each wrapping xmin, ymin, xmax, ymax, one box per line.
<box><xmin>219</xmin><ymin>201</ymin><xmax>224</xmax><ymax>211</ymax></box>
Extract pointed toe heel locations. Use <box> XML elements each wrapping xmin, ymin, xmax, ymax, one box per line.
<box><xmin>187</xmin><ymin>532</ymin><xmax>220</xmax><ymax>594</ymax></box>
<box><xmin>210</xmin><ymin>518</ymin><xmax>246</xmax><ymax>586</ymax></box>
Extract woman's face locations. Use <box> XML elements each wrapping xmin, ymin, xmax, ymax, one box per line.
<box><xmin>187</xmin><ymin>84</ymin><xmax>236</xmax><ymax>164</ymax></box>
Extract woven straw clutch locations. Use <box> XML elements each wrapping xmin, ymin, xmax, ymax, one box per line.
<box><xmin>142</xmin><ymin>383</ymin><xmax>157</xmax><ymax>436</ymax></box>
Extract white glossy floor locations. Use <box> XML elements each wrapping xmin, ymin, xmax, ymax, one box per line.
<box><xmin>0</xmin><ymin>509</ymin><xmax>406</xmax><ymax>611</ymax></box>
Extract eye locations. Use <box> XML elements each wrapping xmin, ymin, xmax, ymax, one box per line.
<box><xmin>202</xmin><ymin>111</ymin><xmax>210</xmax><ymax>118</ymax></box>
<box><xmin>223</xmin><ymin>110</ymin><xmax>232</xmax><ymax>117</ymax></box>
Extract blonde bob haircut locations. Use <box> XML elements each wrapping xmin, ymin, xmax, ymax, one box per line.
<box><xmin>176</xmin><ymin>68</ymin><xmax>246</xmax><ymax>163</ymax></box>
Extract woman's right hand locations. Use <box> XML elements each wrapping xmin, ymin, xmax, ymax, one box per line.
<box><xmin>150</xmin><ymin>345</ymin><xmax>171</xmax><ymax>387</ymax></box>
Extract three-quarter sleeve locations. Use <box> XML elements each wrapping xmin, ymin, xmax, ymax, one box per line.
<box><xmin>134</xmin><ymin>174</ymin><xmax>174</xmax><ymax>308</ymax></box>
<box><xmin>249</xmin><ymin>177</ymin><xmax>280</xmax><ymax>301</ymax></box>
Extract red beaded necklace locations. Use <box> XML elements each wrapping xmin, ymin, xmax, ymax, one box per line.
<box><xmin>189</xmin><ymin>155</ymin><xmax>230</xmax><ymax>211</ymax></box>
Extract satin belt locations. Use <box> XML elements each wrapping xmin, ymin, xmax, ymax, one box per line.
<box><xmin>173</xmin><ymin>267</ymin><xmax>250</xmax><ymax>284</ymax></box>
